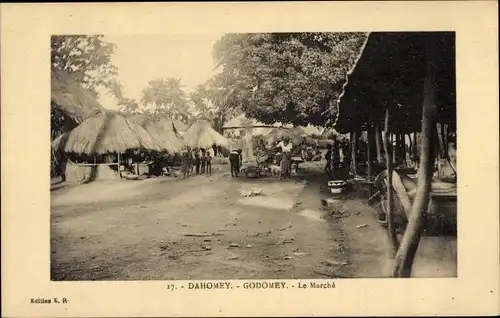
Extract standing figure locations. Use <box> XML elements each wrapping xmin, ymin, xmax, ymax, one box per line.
<box><xmin>229</xmin><ymin>149</ymin><xmax>241</xmax><ymax>177</ymax></box>
<box><xmin>212</xmin><ymin>144</ymin><xmax>218</xmax><ymax>157</ymax></box>
<box><xmin>332</xmin><ymin>140</ymin><xmax>341</xmax><ymax>169</ymax></box>
<box><xmin>194</xmin><ymin>148</ymin><xmax>201</xmax><ymax>174</ymax></box>
<box><xmin>341</xmin><ymin>138</ymin><xmax>350</xmax><ymax>168</ymax></box>
<box><xmin>200</xmin><ymin>148</ymin><xmax>206</xmax><ymax>174</ymax></box>
<box><xmin>205</xmin><ymin>151</ymin><xmax>212</xmax><ymax>176</ymax></box>
<box><xmin>325</xmin><ymin>144</ymin><xmax>333</xmax><ymax>178</ymax></box>
<box><xmin>182</xmin><ymin>149</ymin><xmax>191</xmax><ymax>178</ymax></box>
<box><xmin>276</xmin><ymin>137</ymin><xmax>293</xmax><ymax>179</ymax></box>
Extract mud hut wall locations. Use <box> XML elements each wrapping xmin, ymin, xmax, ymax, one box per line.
<box><xmin>64</xmin><ymin>161</ymin><xmax>120</xmax><ymax>182</ymax></box>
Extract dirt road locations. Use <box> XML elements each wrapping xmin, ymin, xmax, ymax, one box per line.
<box><xmin>51</xmin><ymin>164</ymin><xmax>456</xmax><ymax>280</ymax></box>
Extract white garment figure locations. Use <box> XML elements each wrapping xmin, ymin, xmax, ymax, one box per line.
<box><xmin>276</xmin><ymin>141</ymin><xmax>293</xmax><ymax>153</ymax></box>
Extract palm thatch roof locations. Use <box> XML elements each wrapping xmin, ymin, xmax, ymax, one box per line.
<box><xmin>182</xmin><ymin>120</ymin><xmax>229</xmax><ymax>149</ymax></box>
<box><xmin>51</xmin><ymin>68</ymin><xmax>105</xmax><ymax>123</ymax></box>
<box><xmin>51</xmin><ymin>112</ymin><xmax>161</xmax><ymax>155</ymax></box>
<box><xmin>127</xmin><ymin>114</ymin><xmax>185</xmax><ymax>153</ymax></box>
<box><xmin>333</xmin><ymin>32</ymin><xmax>456</xmax><ymax>134</ymax></box>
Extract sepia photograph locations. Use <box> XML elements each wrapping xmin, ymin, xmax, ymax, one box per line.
<box><xmin>50</xmin><ymin>32</ymin><xmax>457</xmax><ymax>280</ymax></box>
<box><xmin>2</xmin><ymin>2</ymin><xmax>498</xmax><ymax>317</ymax></box>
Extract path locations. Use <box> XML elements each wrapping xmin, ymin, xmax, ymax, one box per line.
<box><xmin>51</xmin><ymin>164</ymin><xmax>456</xmax><ymax>280</ymax></box>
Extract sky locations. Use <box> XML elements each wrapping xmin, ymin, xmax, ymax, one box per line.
<box><xmin>97</xmin><ymin>33</ymin><xmax>225</xmax><ymax>110</ymax></box>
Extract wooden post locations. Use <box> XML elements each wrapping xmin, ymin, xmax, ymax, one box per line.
<box><xmin>366</xmin><ymin>126</ymin><xmax>373</xmax><ymax>178</ymax></box>
<box><xmin>440</xmin><ymin>123</ymin><xmax>448</xmax><ymax>158</ymax></box>
<box><xmin>413</xmin><ymin>132</ymin><xmax>418</xmax><ymax>168</ymax></box>
<box><xmin>383</xmin><ymin>108</ymin><xmax>399</xmax><ymax>253</ymax></box>
<box><xmin>351</xmin><ymin>131</ymin><xmax>358</xmax><ymax>176</ymax></box>
<box><xmin>393</xmin><ymin>35</ymin><xmax>439</xmax><ymax>277</ymax></box>
<box><xmin>117</xmin><ymin>152</ymin><xmax>121</xmax><ymax>178</ymax></box>
<box><xmin>443</xmin><ymin>124</ymin><xmax>449</xmax><ymax>158</ymax></box>
<box><xmin>375</xmin><ymin>124</ymin><xmax>383</xmax><ymax>163</ymax></box>
<box><xmin>401</xmin><ymin>134</ymin><xmax>405</xmax><ymax>166</ymax></box>
<box><xmin>407</xmin><ymin>133</ymin><xmax>412</xmax><ymax>165</ymax></box>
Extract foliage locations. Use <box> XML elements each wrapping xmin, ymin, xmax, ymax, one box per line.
<box><xmin>212</xmin><ymin>32</ymin><xmax>368</xmax><ymax>126</ymax></box>
<box><xmin>188</xmin><ymin>78</ymin><xmax>241</xmax><ymax>132</ymax></box>
<box><xmin>51</xmin><ymin>35</ymin><xmax>118</xmax><ymax>98</ymax></box>
<box><xmin>140</xmin><ymin>78</ymin><xmax>190</xmax><ymax>122</ymax></box>
<box><xmin>106</xmin><ymin>79</ymin><xmax>141</xmax><ymax>114</ymax></box>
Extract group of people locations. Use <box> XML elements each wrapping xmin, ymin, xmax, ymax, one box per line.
<box><xmin>181</xmin><ymin>147</ymin><xmax>213</xmax><ymax>178</ymax></box>
<box><xmin>299</xmin><ymin>144</ymin><xmax>322</xmax><ymax>162</ymax></box>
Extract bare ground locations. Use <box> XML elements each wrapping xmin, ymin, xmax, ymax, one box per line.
<box><xmin>51</xmin><ymin>163</ymin><xmax>456</xmax><ymax>280</ymax></box>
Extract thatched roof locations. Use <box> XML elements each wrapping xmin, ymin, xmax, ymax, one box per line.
<box><xmin>51</xmin><ymin>68</ymin><xmax>105</xmax><ymax>123</ymax></box>
<box><xmin>51</xmin><ymin>112</ymin><xmax>161</xmax><ymax>155</ymax></box>
<box><xmin>182</xmin><ymin>120</ymin><xmax>229</xmax><ymax>149</ymax></box>
<box><xmin>333</xmin><ymin>32</ymin><xmax>456</xmax><ymax>134</ymax></box>
<box><xmin>127</xmin><ymin>114</ymin><xmax>185</xmax><ymax>153</ymax></box>
<box><xmin>223</xmin><ymin>113</ymin><xmax>270</xmax><ymax>129</ymax></box>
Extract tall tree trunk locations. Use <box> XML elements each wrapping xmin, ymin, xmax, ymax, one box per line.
<box><xmin>383</xmin><ymin>109</ymin><xmax>399</xmax><ymax>252</ymax></box>
<box><xmin>351</xmin><ymin>131</ymin><xmax>358</xmax><ymax>176</ymax></box>
<box><xmin>375</xmin><ymin>124</ymin><xmax>383</xmax><ymax>163</ymax></box>
<box><xmin>393</xmin><ymin>35</ymin><xmax>439</xmax><ymax>277</ymax></box>
<box><xmin>367</xmin><ymin>125</ymin><xmax>373</xmax><ymax>178</ymax></box>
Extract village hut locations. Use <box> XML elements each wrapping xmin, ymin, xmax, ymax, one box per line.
<box><xmin>333</xmin><ymin>32</ymin><xmax>456</xmax><ymax>277</ymax></box>
<box><xmin>182</xmin><ymin>119</ymin><xmax>230</xmax><ymax>149</ymax></box>
<box><xmin>52</xmin><ymin>112</ymin><xmax>161</xmax><ymax>182</ymax></box>
<box><xmin>53</xmin><ymin>112</ymin><xmax>160</xmax><ymax>155</ymax></box>
<box><xmin>128</xmin><ymin>114</ymin><xmax>184</xmax><ymax>154</ymax></box>
<box><xmin>51</xmin><ymin>68</ymin><xmax>107</xmax><ymax>178</ymax></box>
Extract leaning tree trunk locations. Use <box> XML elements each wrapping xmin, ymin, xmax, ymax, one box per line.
<box><xmin>383</xmin><ymin>109</ymin><xmax>399</xmax><ymax>252</ymax></box>
<box><xmin>393</xmin><ymin>35</ymin><xmax>439</xmax><ymax>277</ymax></box>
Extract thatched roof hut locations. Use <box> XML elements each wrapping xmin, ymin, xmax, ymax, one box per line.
<box><xmin>127</xmin><ymin>114</ymin><xmax>185</xmax><ymax>153</ymax></box>
<box><xmin>182</xmin><ymin>120</ymin><xmax>229</xmax><ymax>149</ymax></box>
<box><xmin>333</xmin><ymin>32</ymin><xmax>456</xmax><ymax>134</ymax></box>
<box><xmin>51</xmin><ymin>68</ymin><xmax>105</xmax><ymax>123</ymax></box>
<box><xmin>52</xmin><ymin>112</ymin><xmax>161</xmax><ymax>155</ymax></box>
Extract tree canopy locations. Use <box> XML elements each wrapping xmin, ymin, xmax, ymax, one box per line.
<box><xmin>212</xmin><ymin>32</ymin><xmax>368</xmax><ymax>127</ymax></box>
<box><xmin>51</xmin><ymin>35</ymin><xmax>118</xmax><ymax>98</ymax></box>
<box><xmin>188</xmin><ymin>79</ymin><xmax>242</xmax><ymax>132</ymax></box>
<box><xmin>140</xmin><ymin>78</ymin><xmax>190</xmax><ymax>122</ymax></box>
